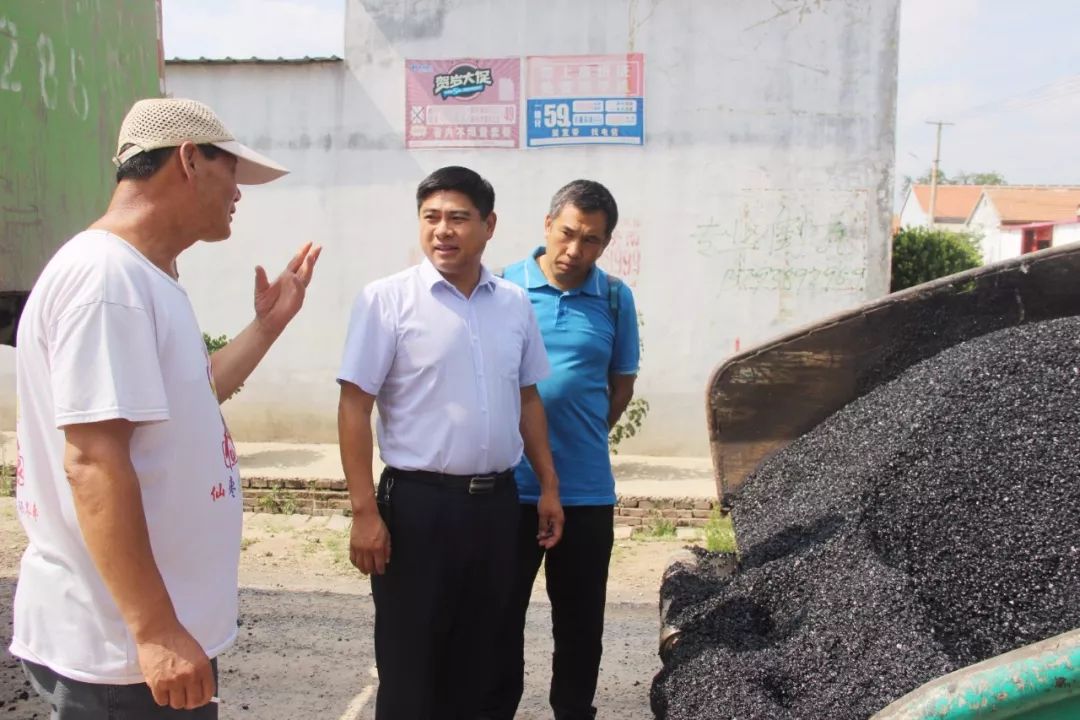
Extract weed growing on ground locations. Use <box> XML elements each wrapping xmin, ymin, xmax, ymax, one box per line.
<box><xmin>646</xmin><ymin>512</ymin><xmax>676</xmax><ymax>538</ymax></box>
<box><xmin>703</xmin><ymin>509</ymin><xmax>737</xmax><ymax>553</ymax></box>
<box><xmin>257</xmin><ymin>484</ymin><xmax>298</xmax><ymax>515</ymax></box>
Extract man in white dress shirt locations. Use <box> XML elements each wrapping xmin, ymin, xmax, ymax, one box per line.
<box><xmin>337</xmin><ymin>165</ymin><xmax>565</xmax><ymax>719</ymax></box>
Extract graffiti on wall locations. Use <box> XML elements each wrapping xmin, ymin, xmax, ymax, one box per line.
<box><xmin>0</xmin><ymin>16</ymin><xmax>92</xmax><ymax>120</ymax></box>
<box><xmin>599</xmin><ymin>217</ymin><xmax>642</xmax><ymax>287</ymax></box>
<box><xmin>693</xmin><ymin>190</ymin><xmax>869</xmax><ymax>294</ymax></box>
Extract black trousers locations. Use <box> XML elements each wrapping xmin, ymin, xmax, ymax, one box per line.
<box><xmin>371</xmin><ymin>469</ymin><xmax>519</xmax><ymax>720</ymax></box>
<box><xmin>22</xmin><ymin>659</ymin><xmax>219</xmax><ymax>720</ymax></box>
<box><xmin>487</xmin><ymin>504</ymin><xmax>615</xmax><ymax>720</ymax></box>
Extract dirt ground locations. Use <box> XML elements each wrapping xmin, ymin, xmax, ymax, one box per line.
<box><xmin>0</xmin><ymin>500</ymin><xmax>694</xmax><ymax>719</ymax></box>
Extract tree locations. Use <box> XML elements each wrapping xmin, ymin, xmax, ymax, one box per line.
<box><xmin>901</xmin><ymin>169</ymin><xmax>1006</xmax><ymax>196</ymax></box>
<box><xmin>203</xmin><ymin>333</ymin><xmax>242</xmax><ymax>397</ymax></box>
<box><xmin>954</xmin><ymin>171</ymin><xmax>1007</xmax><ymax>185</ymax></box>
<box><xmin>891</xmin><ymin>227</ymin><xmax>982</xmax><ymax>292</ymax></box>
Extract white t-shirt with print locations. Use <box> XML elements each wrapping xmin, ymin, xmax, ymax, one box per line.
<box><xmin>11</xmin><ymin>230</ymin><xmax>243</xmax><ymax>684</ymax></box>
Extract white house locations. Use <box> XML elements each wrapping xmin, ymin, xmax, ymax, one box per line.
<box><xmin>898</xmin><ymin>184</ymin><xmax>984</xmax><ymax>230</ymax></box>
<box><xmin>967</xmin><ymin>187</ymin><xmax>1080</xmax><ymax>264</ymax></box>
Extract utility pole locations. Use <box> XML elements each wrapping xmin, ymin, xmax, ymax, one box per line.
<box><xmin>926</xmin><ymin>120</ymin><xmax>954</xmax><ymax>228</ymax></box>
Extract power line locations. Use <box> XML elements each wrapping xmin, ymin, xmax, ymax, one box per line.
<box><xmin>950</xmin><ymin>74</ymin><xmax>1080</xmax><ymax>120</ymax></box>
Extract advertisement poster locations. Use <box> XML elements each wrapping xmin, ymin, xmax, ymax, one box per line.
<box><xmin>405</xmin><ymin>57</ymin><xmax>520</xmax><ymax>149</ymax></box>
<box><xmin>525</xmin><ymin>53</ymin><xmax>645</xmax><ymax>148</ymax></box>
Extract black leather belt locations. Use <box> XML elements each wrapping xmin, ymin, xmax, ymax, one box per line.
<box><xmin>386</xmin><ymin>467</ymin><xmax>514</xmax><ymax>495</ymax></box>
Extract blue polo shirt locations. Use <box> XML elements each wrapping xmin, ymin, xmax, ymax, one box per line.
<box><xmin>503</xmin><ymin>247</ymin><xmax>640</xmax><ymax>506</ymax></box>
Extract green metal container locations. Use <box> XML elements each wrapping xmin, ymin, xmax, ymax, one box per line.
<box><xmin>0</xmin><ymin>0</ymin><xmax>163</xmax><ymax>343</ymax></box>
<box><xmin>873</xmin><ymin>629</ymin><xmax>1080</xmax><ymax>719</ymax></box>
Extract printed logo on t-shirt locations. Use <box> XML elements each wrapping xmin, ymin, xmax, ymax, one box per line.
<box><xmin>14</xmin><ymin>437</ymin><xmax>24</xmax><ymax>488</ymax></box>
<box><xmin>16</xmin><ymin>499</ymin><xmax>39</xmax><ymax>520</ymax></box>
<box><xmin>204</xmin><ymin>347</ymin><xmax>241</xmax><ymax>504</ymax></box>
<box><xmin>13</xmin><ymin>434</ymin><xmax>38</xmax><ymax>521</ymax></box>
<box><xmin>222</xmin><ymin>426</ymin><xmax>237</xmax><ymax>470</ymax></box>
<box><xmin>210</xmin><ymin>417</ymin><xmax>241</xmax><ymax>504</ymax></box>
<box><xmin>222</xmin><ymin>424</ymin><xmax>238</xmax><ymax>499</ymax></box>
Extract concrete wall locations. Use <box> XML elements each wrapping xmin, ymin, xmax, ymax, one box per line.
<box><xmin>3</xmin><ymin>0</ymin><xmax>901</xmax><ymax>455</ymax></box>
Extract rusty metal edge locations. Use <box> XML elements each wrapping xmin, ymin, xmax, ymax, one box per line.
<box><xmin>704</xmin><ymin>241</ymin><xmax>1080</xmax><ymax>503</ymax></box>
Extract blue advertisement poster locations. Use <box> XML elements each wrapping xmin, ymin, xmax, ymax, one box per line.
<box><xmin>525</xmin><ymin>54</ymin><xmax>645</xmax><ymax>148</ymax></box>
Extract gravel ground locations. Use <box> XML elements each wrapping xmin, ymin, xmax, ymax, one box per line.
<box><xmin>653</xmin><ymin>317</ymin><xmax>1080</xmax><ymax>719</ymax></box>
<box><xmin>0</xmin><ymin>507</ymin><xmax>677</xmax><ymax>719</ymax></box>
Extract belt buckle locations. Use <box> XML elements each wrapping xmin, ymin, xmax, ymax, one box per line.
<box><xmin>468</xmin><ymin>475</ymin><xmax>496</xmax><ymax>495</ymax></box>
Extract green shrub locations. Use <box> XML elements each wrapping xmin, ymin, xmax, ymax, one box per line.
<box><xmin>891</xmin><ymin>227</ymin><xmax>982</xmax><ymax>292</ymax></box>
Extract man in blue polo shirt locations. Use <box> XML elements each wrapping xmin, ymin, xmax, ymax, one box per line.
<box><xmin>486</xmin><ymin>179</ymin><xmax>640</xmax><ymax>720</ymax></box>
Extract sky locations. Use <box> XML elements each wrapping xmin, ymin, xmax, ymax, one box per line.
<box><xmin>162</xmin><ymin>0</ymin><xmax>1080</xmax><ymax>204</ymax></box>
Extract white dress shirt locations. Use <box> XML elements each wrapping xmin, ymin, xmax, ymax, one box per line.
<box><xmin>338</xmin><ymin>260</ymin><xmax>550</xmax><ymax>475</ymax></box>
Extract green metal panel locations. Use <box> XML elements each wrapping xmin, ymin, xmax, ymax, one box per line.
<box><xmin>872</xmin><ymin>628</ymin><xmax>1080</xmax><ymax>720</ymax></box>
<box><xmin>0</xmin><ymin>0</ymin><xmax>163</xmax><ymax>293</ymax></box>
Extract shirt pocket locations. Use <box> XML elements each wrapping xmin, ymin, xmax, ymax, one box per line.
<box><xmin>493</xmin><ymin>326</ymin><xmax>525</xmax><ymax>383</ymax></box>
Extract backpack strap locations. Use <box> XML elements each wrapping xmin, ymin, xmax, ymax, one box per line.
<box><xmin>605</xmin><ymin>275</ymin><xmax>622</xmax><ymax>352</ymax></box>
<box><xmin>606</xmin><ymin>275</ymin><xmax>622</xmax><ymax>319</ymax></box>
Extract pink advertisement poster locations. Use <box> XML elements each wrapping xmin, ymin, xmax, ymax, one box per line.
<box><xmin>405</xmin><ymin>57</ymin><xmax>521</xmax><ymax>149</ymax></box>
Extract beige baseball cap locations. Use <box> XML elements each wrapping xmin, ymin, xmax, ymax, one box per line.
<box><xmin>113</xmin><ymin>98</ymin><xmax>289</xmax><ymax>185</ymax></box>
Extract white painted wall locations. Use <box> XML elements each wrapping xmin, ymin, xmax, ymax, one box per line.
<box><xmin>999</xmin><ymin>228</ymin><xmax>1023</xmax><ymax>261</ymax></box>
<box><xmin>3</xmin><ymin>0</ymin><xmax>901</xmax><ymax>455</ymax></box>
<box><xmin>970</xmin><ymin>195</ymin><xmax>1006</xmax><ymax>263</ymax></box>
<box><xmin>899</xmin><ymin>189</ymin><xmax>927</xmax><ymax>227</ymax></box>
<box><xmin>1053</xmin><ymin>222</ymin><xmax>1080</xmax><ymax>247</ymax></box>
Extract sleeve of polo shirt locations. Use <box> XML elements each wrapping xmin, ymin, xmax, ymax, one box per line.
<box><xmin>610</xmin><ymin>284</ymin><xmax>641</xmax><ymax>375</ymax></box>
<box><xmin>337</xmin><ymin>284</ymin><xmax>397</xmax><ymax>396</ymax></box>
<box><xmin>518</xmin><ymin>293</ymin><xmax>550</xmax><ymax>387</ymax></box>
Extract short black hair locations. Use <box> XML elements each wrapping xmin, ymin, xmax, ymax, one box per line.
<box><xmin>416</xmin><ymin>166</ymin><xmax>495</xmax><ymax>219</ymax></box>
<box><xmin>115</xmin><ymin>143</ymin><xmax>226</xmax><ymax>183</ymax></box>
<box><xmin>548</xmin><ymin>179</ymin><xmax>619</xmax><ymax>239</ymax></box>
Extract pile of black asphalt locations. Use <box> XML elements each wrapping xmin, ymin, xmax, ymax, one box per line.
<box><xmin>652</xmin><ymin>317</ymin><xmax>1080</xmax><ymax>719</ymax></box>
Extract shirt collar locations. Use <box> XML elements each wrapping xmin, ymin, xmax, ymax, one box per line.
<box><xmin>527</xmin><ymin>246</ymin><xmax>605</xmax><ymax>297</ymax></box>
<box><xmin>419</xmin><ymin>258</ymin><xmax>497</xmax><ymax>293</ymax></box>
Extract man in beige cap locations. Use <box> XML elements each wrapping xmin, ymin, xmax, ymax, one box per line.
<box><xmin>11</xmin><ymin>97</ymin><xmax>320</xmax><ymax>718</ymax></box>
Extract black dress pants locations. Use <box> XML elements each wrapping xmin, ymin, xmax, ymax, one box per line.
<box><xmin>486</xmin><ymin>504</ymin><xmax>615</xmax><ymax>720</ymax></box>
<box><xmin>371</xmin><ymin>468</ymin><xmax>519</xmax><ymax>720</ymax></box>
